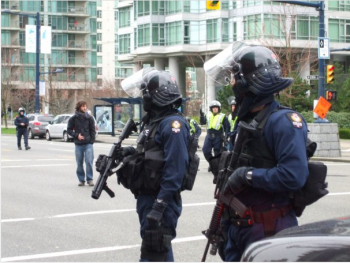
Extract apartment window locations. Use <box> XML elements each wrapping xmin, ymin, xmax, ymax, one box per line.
<box><xmin>119</xmin><ymin>7</ymin><xmax>131</xmax><ymax>28</ymax></box>
<box><xmin>137</xmin><ymin>1</ymin><xmax>150</xmax><ymax>17</ymax></box>
<box><xmin>115</xmin><ymin>11</ymin><xmax>119</xmax><ymax>21</ymax></box>
<box><xmin>1</xmin><ymin>14</ymin><xmax>10</xmax><ymax>27</ymax></box>
<box><xmin>1</xmin><ymin>31</ymin><xmax>11</xmax><ymax>45</ymax></box>
<box><xmin>1</xmin><ymin>1</ymin><xmax>9</xmax><ymax>9</ymax></box>
<box><xmin>91</xmin><ymin>52</ymin><xmax>97</xmax><ymax>66</ymax></box>
<box><xmin>19</xmin><ymin>1</ymin><xmax>40</xmax><ymax>12</ymax></box>
<box><xmin>48</xmin><ymin>15</ymin><xmax>68</xmax><ymax>30</ymax></box>
<box><xmin>244</xmin><ymin>15</ymin><xmax>262</xmax><ymax>40</ymax></box>
<box><xmin>296</xmin><ymin>16</ymin><xmax>318</xmax><ymax>40</ymax></box>
<box><xmin>97</xmin><ymin>1</ymin><xmax>102</xmax><ymax>7</ymax></box>
<box><xmin>97</xmin><ymin>67</ymin><xmax>103</xmax><ymax>75</ymax></box>
<box><xmin>183</xmin><ymin>1</ymin><xmax>190</xmax><ymax>12</ymax></box>
<box><xmin>152</xmin><ymin>24</ymin><xmax>165</xmax><ymax>46</ymax></box>
<box><xmin>90</xmin><ymin>18</ymin><xmax>97</xmax><ymax>32</ymax></box>
<box><xmin>183</xmin><ymin>21</ymin><xmax>206</xmax><ymax>45</ymax></box>
<box><xmin>119</xmin><ymin>34</ymin><xmax>131</xmax><ymax>54</ymax></box>
<box><xmin>263</xmin><ymin>14</ymin><xmax>284</xmax><ymax>39</ymax></box>
<box><xmin>52</xmin><ymin>33</ymin><xmax>68</xmax><ymax>47</ymax></box>
<box><xmin>97</xmin><ymin>22</ymin><xmax>102</xmax><ymax>29</ymax></box>
<box><xmin>51</xmin><ymin>50</ymin><xmax>68</xmax><ymax>64</ymax></box>
<box><xmin>137</xmin><ymin>24</ymin><xmax>150</xmax><ymax>47</ymax></box>
<box><xmin>97</xmin><ymin>10</ymin><xmax>102</xmax><ymax>18</ymax></box>
<box><xmin>222</xmin><ymin>18</ymin><xmax>229</xmax><ymax>42</ymax></box>
<box><xmin>97</xmin><ymin>56</ymin><xmax>102</xmax><ymax>64</ymax></box>
<box><xmin>97</xmin><ymin>33</ymin><xmax>102</xmax><ymax>41</ymax></box>
<box><xmin>328</xmin><ymin>1</ymin><xmax>350</xmax><ymax>11</ymax></box>
<box><xmin>207</xmin><ymin>19</ymin><xmax>219</xmax><ymax>43</ymax></box>
<box><xmin>329</xmin><ymin>19</ymin><xmax>350</xmax><ymax>43</ymax></box>
<box><xmin>87</xmin><ymin>2</ymin><xmax>97</xmax><ymax>17</ymax></box>
<box><xmin>97</xmin><ymin>44</ymin><xmax>102</xmax><ymax>52</ymax></box>
<box><xmin>152</xmin><ymin>1</ymin><xmax>165</xmax><ymax>15</ymax></box>
<box><xmin>243</xmin><ymin>1</ymin><xmax>262</xmax><ymax>7</ymax></box>
<box><xmin>221</xmin><ymin>1</ymin><xmax>229</xmax><ymax>10</ymax></box>
<box><xmin>91</xmin><ymin>35</ymin><xmax>97</xmax><ymax>49</ymax></box>
<box><xmin>165</xmin><ymin>1</ymin><xmax>182</xmax><ymax>14</ymax></box>
<box><xmin>116</xmin><ymin>67</ymin><xmax>133</xmax><ymax>78</ymax></box>
<box><xmin>19</xmin><ymin>31</ymin><xmax>25</xmax><ymax>46</ymax></box>
<box><xmin>166</xmin><ymin>22</ymin><xmax>182</xmax><ymax>45</ymax></box>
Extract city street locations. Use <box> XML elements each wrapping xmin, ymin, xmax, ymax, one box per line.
<box><xmin>1</xmin><ymin>135</ymin><xmax>350</xmax><ymax>262</ymax></box>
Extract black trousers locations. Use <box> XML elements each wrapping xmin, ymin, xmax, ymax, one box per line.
<box><xmin>17</xmin><ymin>128</ymin><xmax>28</xmax><ymax>148</ymax></box>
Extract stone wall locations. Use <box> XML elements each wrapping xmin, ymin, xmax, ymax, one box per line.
<box><xmin>308</xmin><ymin>123</ymin><xmax>341</xmax><ymax>157</ymax></box>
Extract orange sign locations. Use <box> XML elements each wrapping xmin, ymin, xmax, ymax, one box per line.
<box><xmin>313</xmin><ymin>96</ymin><xmax>331</xmax><ymax>119</ymax></box>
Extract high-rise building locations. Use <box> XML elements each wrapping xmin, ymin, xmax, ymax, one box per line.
<box><xmin>114</xmin><ymin>1</ymin><xmax>350</xmax><ymax>109</ymax></box>
<box><xmin>1</xmin><ymin>0</ymin><xmax>98</xmax><ymax>113</ymax></box>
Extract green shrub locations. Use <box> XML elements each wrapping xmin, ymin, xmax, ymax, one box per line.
<box><xmin>300</xmin><ymin>111</ymin><xmax>350</xmax><ymax>128</ymax></box>
<box><xmin>339</xmin><ymin>128</ymin><xmax>350</xmax><ymax>139</ymax></box>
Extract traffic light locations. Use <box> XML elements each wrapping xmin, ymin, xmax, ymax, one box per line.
<box><xmin>325</xmin><ymin>90</ymin><xmax>337</xmax><ymax>101</ymax></box>
<box><xmin>207</xmin><ymin>1</ymin><xmax>220</xmax><ymax>10</ymax></box>
<box><xmin>326</xmin><ymin>64</ymin><xmax>335</xmax><ymax>84</ymax></box>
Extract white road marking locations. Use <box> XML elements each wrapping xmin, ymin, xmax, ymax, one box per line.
<box><xmin>1</xmin><ymin>164</ymin><xmax>72</xmax><ymax>168</ymax></box>
<box><xmin>1</xmin><ymin>236</ymin><xmax>206</xmax><ymax>262</ymax></box>
<box><xmin>1</xmin><ymin>218</ymin><xmax>35</xmax><ymax>223</ymax></box>
<box><xmin>1</xmin><ymin>159</ymin><xmax>72</xmax><ymax>162</ymax></box>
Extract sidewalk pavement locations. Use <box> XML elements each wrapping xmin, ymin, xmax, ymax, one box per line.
<box><xmin>2</xmin><ymin>124</ymin><xmax>349</xmax><ymax>163</ymax></box>
<box><xmin>96</xmin><ymin>130</ymin><xmax>350</xmax><ymax>163</ymax></box>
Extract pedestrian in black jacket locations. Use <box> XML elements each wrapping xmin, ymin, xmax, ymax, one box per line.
<box><xmin>67</xmin><ymin>101</ymin><xmax>96</xmax><ymax>186</ymax></box>
<box><xmin>14</xmin><ymin>107</ymin><xmax>30</xmax><ymax>150</ymax></box>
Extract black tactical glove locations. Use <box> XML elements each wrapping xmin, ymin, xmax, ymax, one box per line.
<box><xmin>223</xmin><ymin>167</ymin><xmax>254</xmax><ymax>195</ymax></box>
<box><xmin>146</xmin><ymin>200</ymin><xmax>168</xmax><ymax>227</ymax></box>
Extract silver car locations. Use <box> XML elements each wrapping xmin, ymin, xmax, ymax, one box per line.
<box><xmin>46</xmin><ymin>114</ymin><xmax>98</xmax><ymax>142</ymax></box>
<box><xmin>27</xmin><ymin>114</ymin><xmax>54</xmax><ymax>139</ymax></box>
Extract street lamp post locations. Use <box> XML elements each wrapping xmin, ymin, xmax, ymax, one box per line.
<box><xmin>2</xmin><ymin>10</ymin><xmax>41</xmax><ymax>113</ymax></box>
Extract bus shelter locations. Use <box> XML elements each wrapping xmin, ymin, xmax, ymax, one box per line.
<box><xmin>94</xmin><ymin>97</ymin><xmax>190</xmax><ymax>136</ymax></box>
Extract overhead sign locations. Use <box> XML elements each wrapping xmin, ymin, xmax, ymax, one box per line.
<box><xmin>318</xmin><ymin>37</ymin><xmax>330</xmax><ymax>59</ymax></box>
<box><xmin>25</xmin><ymin>25</ymin><xmax>36</xmax><ymax>53</ymax></box>
<box><xmin>307</xmin><ymin>75</ymin><xmax>319</xmax><ymax>80</ymax></box>
<box><xmin>313</xmin><ymin>96</ymin><xmax>331</xmax><ymax>119</ymax></box>
<box><xmin>40</xmin><ymin>26</ymin><xmax>52</xmax><ymax>54</ymax></box>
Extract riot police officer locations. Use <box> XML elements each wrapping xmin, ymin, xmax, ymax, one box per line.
<box><xmin>185</xmin><ymin>116</ymin><xmax>202</xmax><ymax>138</ymax></box>
<box><xmin>14</xmin><ymin>107</ymin><xmax>30</xmax><ymax>150</ymax></box>
<box><xmin>201</xmin><ymin>100</ymin><xmax>230</xmax><ymax>164</ymax></box>
<box><xmin>204</xmin><ymin>42</ymin><xmax>309</xmax><ymax>261</ymax></box>
<box><xmin>120</xmin><ymin>68</ymin><xmax>190</xmax><ymax>261</ymax></box>
<box><xmin>226</xmin><ymin>99</ymin><xmax>237</xmax><ymax>151</ymax></box>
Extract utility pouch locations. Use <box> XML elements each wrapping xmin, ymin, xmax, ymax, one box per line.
<box><xmin>293</xmin><ymin>161</ymin><xmax>328</xmax><ymax>217</ymax></box>
<box><xmin>117</xmin><ymin>152</ymin><xmax>145</xmax><ymax>193</ymax></box>
<box><xmin>182</xmin><ymin>136</ymin><xmax>200</xmax><ymax>191</ymax></box>
<box><xmin>182</xmin><ymin>153</ymin><xmax>200</xmax><ymax>191</ymax></box>
<box><xmin>144</xmin><ymin>150</ymin><xmax>164</xmax><ymax>190</ymax></box>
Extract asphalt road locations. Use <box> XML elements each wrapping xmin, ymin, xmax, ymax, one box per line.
<box><xmin>1</xmin><ymin>135</ymin><xmax>350</xmax><ymax>262</ymax></box>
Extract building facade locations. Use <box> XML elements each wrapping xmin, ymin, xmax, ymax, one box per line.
<box><xmin>1</xmin><ymin>0</ymin><xmax>98</xmax><ymax>113</ymax></box>
<box><xmin>114</xmin><ymin>0</ymin><xmax>350</xmax><ymax>109</ymax></box>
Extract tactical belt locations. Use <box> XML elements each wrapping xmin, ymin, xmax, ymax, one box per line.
<box><xmin>230</xmin><ymin>205</ymin><xmax>292</xmax><ymax>236</ymax></box>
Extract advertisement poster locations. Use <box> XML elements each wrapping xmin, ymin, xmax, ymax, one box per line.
<box><xmin>95</xmin><ymin>106</ymin><xmax>112</xmax><ymax>133</ymax></box>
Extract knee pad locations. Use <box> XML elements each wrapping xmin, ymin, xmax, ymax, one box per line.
<box><xmin>141</xmin><ymin>226</ymin><xmax>172</xmax><ymax>261</ymax></box>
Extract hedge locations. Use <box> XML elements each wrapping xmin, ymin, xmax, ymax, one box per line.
<box><xmin>300</xmin><ymin>111</ymin><xmax>350</xmax><ymax>129</ymax></box>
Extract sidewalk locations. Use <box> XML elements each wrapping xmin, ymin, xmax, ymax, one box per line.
<box><xmin>96</xmin><ymin>130</ymin><xmax>350</xmax><ymax>163</ymax></box>
<box><xmin>2</xmin><ymin>123</ymin><xmax>349</xmax><ymax>163</ymax></box>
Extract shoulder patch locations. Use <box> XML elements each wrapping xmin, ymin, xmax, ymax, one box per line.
<box><xmin>171</xmin><ymin>120</ymin><xmax>181</xmax><ymax>133</ymax></box>
<box><xmin>286</xmin><ymin>112</ymin><xmax>303</xmax><ymax>129</ymax></box>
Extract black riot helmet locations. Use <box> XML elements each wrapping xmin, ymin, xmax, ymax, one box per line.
<box><xmin>230</xmin><ymin>44</ymin><xmax>293</xmax><ymax>98</ymax></box>
<box><xmin>121</xmin><ymin>68</ymin><xmax>182</xmax><ymax>111</ymax></box>
<box><xmin>143</xmin><ymin>70</ymin><xmax>182</xmax><ymax>108</ymax></box>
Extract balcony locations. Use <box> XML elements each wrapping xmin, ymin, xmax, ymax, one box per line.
<box><xmin>67</xmin><ymin>23</ymin><xmax>90</xmax><ymax>33</ymax></box>
<box><xmin>64</xmin><ymin>40</ymin><xmax>90</xmax><ymax>50</ymax></box>
<box><xmin>48</xmin><ymin>7</ymin><xmax>89</xmax><ymax>16</ymax></box>
<box><xmin>1</xmin><ymin>38</ymin><xmax>20</xmax><ymax>47</ymax></box>
<box><xmin>1</xmin><ymin>20</ymin><xmax>20</xmax><ymax>30</ymax></box>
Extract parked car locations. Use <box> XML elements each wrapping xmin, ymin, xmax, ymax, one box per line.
<box><xmin>241</xmin><ymin>216</ymin><xmax>350</xmax><ymax>262</ymax></box>
<box><xmin>26</xmin><ymin>113</ymin><xmax>54</xmax><ymax>139</ymax></box>
<box><xmin>46</xmin><ymin>114</ymin><xmax>98</xmax><ymax>142</ymax></box>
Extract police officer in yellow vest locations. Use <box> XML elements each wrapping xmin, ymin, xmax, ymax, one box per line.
<box><xmin>226</xmin><ymin>99</ymin><xmax>238</xmax><ymax>151</ymax></box>
<box><xmin>201</xmin><ymin>100</ymin><xmax>230</xmax><ymax>164</ymax></box>
<box><xmin>185</xmin><ymin>116</ymin><xmax>202</xmax><ymax>139</ymax></box>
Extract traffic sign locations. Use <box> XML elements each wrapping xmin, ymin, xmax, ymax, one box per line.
<box><xmin>318</xmin><ymin>37</ymin><xmax>330</xmax><ymax>59</ymax></box>
<box><xmin>307</xmin><ymin>75</ymin><xmax>319</xmax><ymax>80</ymax></box>
<box><xmin>313</xmin><ymin>96</ymin><xmax>331</xmax><ymax>119</ymax></box>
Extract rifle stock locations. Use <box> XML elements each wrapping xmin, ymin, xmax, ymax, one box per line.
<box><xmin>201</xmin><ymin>121</ymin><xmax>255</xmax><ymax>261</ymax></box>
<box><xmin>91</xmin><ymin>119</ymin><xmax>138</xmax><ymax>200</ymax></box>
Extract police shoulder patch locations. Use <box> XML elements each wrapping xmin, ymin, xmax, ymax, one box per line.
<box><xmin>171</xmin><ymin>120</ymin><xmax>181</xmax><ymax>133</ymax></box>
<box><xmin>286</xmin><ymin>112</ymin><xmax>303</xmax><ymax>129</ymax></box>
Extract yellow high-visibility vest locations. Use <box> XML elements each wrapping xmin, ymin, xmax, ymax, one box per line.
<box><xmin>228</xmin><ymin>114</ymin><xmax>237</xmax><ymax>132</ymax></box>
<box><xmin>206</xmin><ymin>112</ymin><xmax>225</xmax><ymax>130</ymax></box>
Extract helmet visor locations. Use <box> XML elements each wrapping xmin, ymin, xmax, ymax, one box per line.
<box><xmin>121</xmin><ymin>67</ymin><xmax>155</xmax><ymax>97</ymax></box>
<box><xmin>204</xmin><ymin>41</ymin><xmax>247</xmax><ymax>86</ymax></box>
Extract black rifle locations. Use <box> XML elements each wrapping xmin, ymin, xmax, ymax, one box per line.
<box><xmin>91</xmin><ymin>118</ymin><xmax>138</xmax><ymax>200</ymax></box>
<box><xmin>201</xmin><ymin>121</ymin><xmax>255</xmax><ymax>262</ymax></box>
